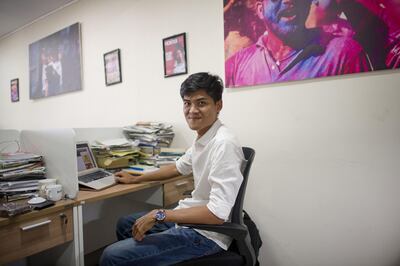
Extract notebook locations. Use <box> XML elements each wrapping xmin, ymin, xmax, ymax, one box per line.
<box><xmin>76</xmin><ymin>142</ymin><xmax>116</xmax><ymax>190</ymax></box>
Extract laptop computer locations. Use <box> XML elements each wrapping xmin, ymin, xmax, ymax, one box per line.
<box><xmin>76</xmin><ymin>142</ymin><xmax>116</xmax><ymax>190</ymax></box>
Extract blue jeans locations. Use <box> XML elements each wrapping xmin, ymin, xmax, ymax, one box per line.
<box><xmin>100</xmin><ymin>211</ymin><xmax>223</xmax><ymax>266</ymax></box>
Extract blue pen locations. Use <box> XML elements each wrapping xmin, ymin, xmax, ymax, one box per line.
<box><xmin>129</xmin><ymin>167</ymin><xmax>144</xmax><ymax>171</ymax></box>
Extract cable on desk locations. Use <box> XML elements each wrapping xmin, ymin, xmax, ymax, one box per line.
<box><xmin>0</xmin><ymin>140</ymin><xmax>21</xmax><ymax>153</ymax></box>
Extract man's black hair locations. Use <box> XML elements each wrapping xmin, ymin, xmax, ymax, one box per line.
<box><xmin>180</xmin><ymin>72</ymin><xmax>224</xmax><ymax>102</ymax></box>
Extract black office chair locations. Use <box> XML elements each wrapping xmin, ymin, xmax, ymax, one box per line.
<box><xmin>175</xmin><ymin>147</ymin><xmax>257</xmax><ymax>266</ymax></box>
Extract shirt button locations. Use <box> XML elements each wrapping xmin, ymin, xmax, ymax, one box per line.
<box><xmin>271</xmin><ymin>65</ymin><xmax>275</xmax><ymax>70</ymax></box>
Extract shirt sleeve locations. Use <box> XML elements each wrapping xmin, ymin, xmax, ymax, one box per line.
<box><xmin>206</xmin><ymin>140</ymin><xmax>244</xmax><ymax>221</ymax></box>
<box><xmin>337</xmin><ymin>37</ymin><xmax>372</xmax><ymax>73</ymax></box>
<box><xmin>175</xmin><ymin>147</ymin><xmax>193</xmax><ymax>176</ymax></box>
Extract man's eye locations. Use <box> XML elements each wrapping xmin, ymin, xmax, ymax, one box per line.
<box><xmin>198</xmin><ymin>101</ymin><xmax>207</xmax><ymax>106</ymax></box>
<box><xmin>184</xmin><ymin>102</ymin><xmax>190</xmax><ymax>107</ymax></box>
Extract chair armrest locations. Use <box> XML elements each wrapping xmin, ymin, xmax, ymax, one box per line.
<box><xmin>178</xmin><ymin>222</ymin><xmax>248</xmax><ymax>240</ymax></box>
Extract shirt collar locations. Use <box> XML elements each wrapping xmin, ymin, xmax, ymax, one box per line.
<box><xmin>196</xmin><ymin>119</ymin><xmax>222</xmax><ymax>147</ymax></box>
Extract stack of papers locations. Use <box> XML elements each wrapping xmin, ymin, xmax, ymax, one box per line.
<box><xmin>91</xmin><ymin>138</ymin><xmax>139</xmax><ymax>150</ymax></box>
<box><xmin>0</xmin><ymin>180</ymin><xmax>40</xmax><ymax>198</ymax></box>
<box><xmin>0</xmin><ymin>201</ymin><xmax>32</xmax><ymax>217</ymax></box>
<box><xmin>0</xmin><ymin>180</ymin><xmax>39</xmax><ymax>191</ymax></box>
<box><xmin>123</xmin><ymin>122</ymin><xmax>176</xmax><ymax>166</ymax></box>
<box><xmin>156</xmin><ymin>148</ymin><xmax>186</xmax><ymax>166</ymax></box>
<box><xmin>123</xmin><ymin>122</ymin><xmax>175</xmax><ymax>148</ymax></box>
<box><xmin>0</xmin><ymin>152</ymin><xmax>42</xmax><ymax>169</ymax></box>
<box><xmin>0</xmin><ymin>152</ymin><xmax>46</xmax><ymax>201</ymax></box>
<box><xmin>91</xmin><ymin>138</ymin><xmax>141</xmax><ymax>169</ymax></box>
<box><xmin>0</xmin><ymin>152</ymin><xmax>46</xmax><ymax>181</ymax></box>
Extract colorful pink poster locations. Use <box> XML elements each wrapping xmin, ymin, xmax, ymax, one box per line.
<box><xmin>224</xmin><ymin>0</ymin><xmax>400</xmax><ymax>88</ymax></box>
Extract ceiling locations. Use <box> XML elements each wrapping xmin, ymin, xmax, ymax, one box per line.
<box><xmin>0</xmin><ymin>0</ymin><xmax>77</xmax><ymax>40</ymax></box>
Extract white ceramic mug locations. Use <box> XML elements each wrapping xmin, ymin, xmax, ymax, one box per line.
<box><xmin>45</xmin><ymin>184</ymin><xmax>63</xmax><ymax>201</ymax></box>
<box><xmin>38</xmin><ymin>179</ymin><xmax>57</xmax><ymax>198</ymax></box>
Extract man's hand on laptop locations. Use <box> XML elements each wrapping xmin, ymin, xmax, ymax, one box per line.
<box><xmin>114</xmin><ymin>171</ymin><xmax>143</xmax><ymax>184</ymax></box>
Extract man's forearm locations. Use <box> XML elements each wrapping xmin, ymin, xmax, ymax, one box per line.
<box><xmin>164</xmin><ymin>205</ymin><xmax>224</xmax><ymax>225</ymax></box>
<box><xmin>137</xmin><ymin>164</ymin><xmax>181</xmax><ymax>182</ymax></box>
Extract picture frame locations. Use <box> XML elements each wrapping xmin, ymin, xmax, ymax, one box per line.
<box><xmin>29</xmin><ymin>23</ymin><xmax>82</xmax><ymax>99</ymax></box>
<box><xmin>163</xmin><ymin>33</ymin><xmax>187</xmax><ymax>77</ymax></box>
<box><xmin>223</xmin><ymin>1</ymin><xmax>400</xmax><ymax>88</ymax></box>
<box><xmin>104</xmin><ymin>49</ymin><xmax>122</xmax><ymax>86</ymax></box>
<box><xmin>10</xmin><ymin>78</ymin><xmax>19</xmax><ymax>102</ymax></box>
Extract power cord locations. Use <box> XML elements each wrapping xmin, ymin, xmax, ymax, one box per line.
<box><xmin>0</xmin><ymin>140</ymin><xmax>21</xmax><ymax>153</ymax></box>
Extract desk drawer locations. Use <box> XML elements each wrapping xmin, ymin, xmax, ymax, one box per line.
<box><xmin>164</xmin><ymin>177</ymin><xmax>194</xmax><ymax>207</ymax></box>
<box><xmin>0</xmin><ymin>208</ymin><xmax>73</xmax><ymax>264</ymax></box>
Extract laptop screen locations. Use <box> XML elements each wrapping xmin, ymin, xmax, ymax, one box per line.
<box><xmin>76</xmin><ymin>142</ymin><xmax>97</xmax><ymax>172</ymax></box>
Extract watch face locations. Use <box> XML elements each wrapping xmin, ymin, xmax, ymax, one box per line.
<box><xmin>155</xmin><ymin>210</ymin><xmax>166</xmax><ymax>221</ymax></box>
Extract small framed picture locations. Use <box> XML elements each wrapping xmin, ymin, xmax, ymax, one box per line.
<box><xmin>163</xmin><ymin>33</ymin><xmax>187</xmax><ymax>78</ymax></box>
<box><xmin>104</xmin><ymin>49</ymin><xmax>122</xmax><ymax>86</ymax></box>
<box><xmin>11</xmin><ymin>78</ymin><xmax>19</xmax><ymax>102</ymax></box>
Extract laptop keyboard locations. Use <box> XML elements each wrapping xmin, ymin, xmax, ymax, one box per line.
<box><xmin>79</xmin><ymin>170</ymin><xmax>111</xmax><ymax>183</ymax></box>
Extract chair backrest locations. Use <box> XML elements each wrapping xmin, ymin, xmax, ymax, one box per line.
<box><xmin>231</xmin><ymin>147</ymin><xmax>256</xmax><ymax>225</ymax></box>
<box><xmin>230</xmin><ymin>147</ymin><xmax>256</xmax><ymax>266</ymax></box>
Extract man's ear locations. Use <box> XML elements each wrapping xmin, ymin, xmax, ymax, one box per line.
<box><xmin>216</xmin><ymin>100</ymin><xmax>223</xmax><ymax>114</ymax></box>
<box><xmin>256</xmin><ymin>1</ymin><xmax>264</xmax><ymax>20</ymax></box>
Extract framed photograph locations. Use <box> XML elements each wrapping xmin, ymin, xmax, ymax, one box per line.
<box><xmin>29</xmin><ymin>23</ymin><xmax>82</xmax><ymax>99</ymax></box>
<box><xmin>163</xmin><ymin>33</ymin><xmax>187</xmax><ymax>77</ymax></box>
<box><xmin>104</xmin><ymin>49</ymin><xmax>122</xmax><ymax>86</ymax></box>
<box><xmin>10</xmin><ymin>78</ymin><xmax>19</xmax><ymax>102</ymax></box>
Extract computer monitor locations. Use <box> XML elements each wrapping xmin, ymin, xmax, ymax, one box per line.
<box><xmin>76</xmin><ymin>142</ymin><xmax>97</xmax><ymax>172</ymax></box>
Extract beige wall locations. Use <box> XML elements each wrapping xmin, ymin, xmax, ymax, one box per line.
<box><xmin>1</xmin><ymin>0</ymin><xmax>400</xmax><ymax>265</ymax></box>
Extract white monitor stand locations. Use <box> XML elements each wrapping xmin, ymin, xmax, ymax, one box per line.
<box><xmin>20</xmin><ymin>128</ymin><xmax>78</xmax><ymax>199</ymax></box>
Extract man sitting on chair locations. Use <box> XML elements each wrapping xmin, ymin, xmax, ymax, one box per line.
<box><xmin>100</xmin><ymin>72</ymin><xmax>245</xmax><ymax>266</ymax></box>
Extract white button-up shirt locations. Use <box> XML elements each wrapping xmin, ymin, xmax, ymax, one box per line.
<box><xmin>175</xmin><ymin>119</ymin><xmax>244</xmax><ymax>250</ymax></box>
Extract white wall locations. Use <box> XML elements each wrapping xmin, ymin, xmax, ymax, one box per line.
<box><xmin>1</xmin><ymin>0</ymin><xmax>400</xmax><ymax>265</ymax></box>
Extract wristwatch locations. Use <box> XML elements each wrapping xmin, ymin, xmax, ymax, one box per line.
<box><xmin>154</xmin><ymin>209</ymin><xmax>166</xmax><ymax>223</ymax></box>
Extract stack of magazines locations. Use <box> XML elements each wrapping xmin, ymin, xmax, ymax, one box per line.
<box><xmin>156</xmin><ymin>148</ymin><xmax>186</xmax><ymax>166</ymax></box>
<box><xmin>123</xmin><ymin>122</ymin><xmax>175</xmax><ymax>148</ymax></box>
<box><xmin>124</xmin><ymin>122</ymin><xmax>190</xmax><ymax>166</ymax></box>
<box><xmin>0</xmin><ymin>152</ymin><xmax>46</xmax><ymax>202</ymax></box>
<box><xmin>123</xmin><ymin>122</ymin><xmax>176</xmax><ymax>166</ymax></box>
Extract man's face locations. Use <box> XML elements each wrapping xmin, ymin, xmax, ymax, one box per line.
<box><xmin>183</xmin><ymin>89</ymin><xmax>222</xmax><ymax>137</ymax></box>
<box><xmin>258</xmin><ymin>0</ymin><xmax>310</xmax><ymax>39</ymax></box>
